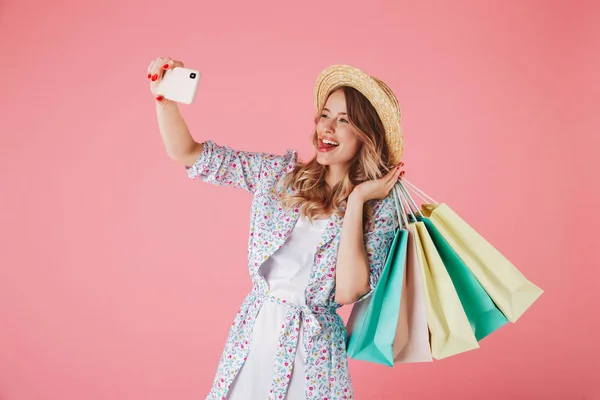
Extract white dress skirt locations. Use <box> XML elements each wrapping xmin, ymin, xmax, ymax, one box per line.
<box><xmin>226</xmin><ymin>216</ymin><xmax>329</xmax><ymax>400</ymax></box>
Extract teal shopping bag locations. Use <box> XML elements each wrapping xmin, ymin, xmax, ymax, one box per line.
<box><xmin>346</xmin><ymin>226</ymin><xmax>408</xmax><ymax>366</ymax></box>
<box><xmin>417</xmin><ymin>216</ymin><xmax>509</xmax><ymax>340</ymax></box>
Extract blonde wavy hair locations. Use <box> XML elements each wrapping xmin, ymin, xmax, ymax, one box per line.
<box><xmin>275</xmin><ymin>86</ymin><xmax>393</xmax><ymax>224</ymax></box>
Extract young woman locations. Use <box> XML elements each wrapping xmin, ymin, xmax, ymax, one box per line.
<box><xmin>147</xmin><ymin>58</ymin><xmax>406</xmax><ymax>400</ymax></box>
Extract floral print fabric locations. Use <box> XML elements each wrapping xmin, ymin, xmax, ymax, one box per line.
<box><xmin>186</xmin><ymin>140</ymin><xmax>398</xmax><ymax>399</ymax></box>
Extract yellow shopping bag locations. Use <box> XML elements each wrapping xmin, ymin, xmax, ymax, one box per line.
<box><xmin>420</xmin><ymin>202</ymin><xmax>543</xmax><ymax>323</ymax></box>
<box><xmin>411</xmin><ymin>222</ymin><xmax>479</xmax><ymax>359</ymax></box>
<box><xmin>403</xmin><ymin>179</ymin><xmax>544</xmax><ymax>323</ymax></box>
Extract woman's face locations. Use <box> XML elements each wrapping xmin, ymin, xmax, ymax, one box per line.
<box><xmin>315</xmin><ymin>89</ymin><xmax>361</xmax><ymax>167</ymax></box>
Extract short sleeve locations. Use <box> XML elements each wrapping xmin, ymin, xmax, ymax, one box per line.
<box><xmin>185</xmin><ymin>140</ymin><xmax>298</xmax><ymax>195</ymax></box>
<box><xmin>354</xmin><ymin>192</ymin><xmax>399</xmax><ymax>303</ymax></box>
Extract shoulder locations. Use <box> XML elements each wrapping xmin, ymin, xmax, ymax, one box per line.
<box><xmin>364</xmin><ymin>190</ymin><xmax>399</xmax><ymax>234</ymax></box>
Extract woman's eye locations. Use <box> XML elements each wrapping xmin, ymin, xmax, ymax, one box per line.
<box><xmin>321</xmin><ymin>114</ymin><xmax>348</xmax><ymax>124</ymax></box>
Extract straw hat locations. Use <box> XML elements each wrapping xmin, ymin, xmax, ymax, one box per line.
<box><xmin>314</xmin><ymin>64</ymin><xmax>404</xmax><ymax>166</ymax></box>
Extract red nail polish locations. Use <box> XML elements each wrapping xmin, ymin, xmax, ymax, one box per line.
<box><xmin>147</xmin><ymin>73</ymin><xmax>151</xmax><ymax>79</ymax></box>
<box><xmin>151</xmin><ymin>74</ymin><xmax>158</xmax><ymax>81</ymax></box>
<box><xmin>156</xmin><ymin>95</ymin><xmax>163</xmax><ymax>101</ymax></box>
<box><xmin>163</xmin><ymin>64</ymin><xmax>169</xmax><ymax>69</ymax></box>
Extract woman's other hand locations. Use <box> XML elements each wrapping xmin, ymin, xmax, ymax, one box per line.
<box><xmin>350</xmin><ymin>163</ymin><xmax>405</xmax><ymax>203</ymax></box>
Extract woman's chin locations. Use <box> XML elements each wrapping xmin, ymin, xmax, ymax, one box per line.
<box><xmin>315</xmin><ymin>152</ymin><xmax>335</xmax><ymax>165</ymax></box>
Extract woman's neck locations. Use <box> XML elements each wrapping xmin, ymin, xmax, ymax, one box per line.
<box><xmin>325</xmin><ymin>164</ymin><xmax>347</xmax><ymax>188</ymax></box>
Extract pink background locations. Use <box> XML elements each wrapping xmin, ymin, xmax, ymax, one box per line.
<box><xmin>1</xmin><ymin>0</ymin><xmax>598</xmax><ymax>399</ymax></box>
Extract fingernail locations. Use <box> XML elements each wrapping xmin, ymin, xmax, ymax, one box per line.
<box><xmin>397</xmin><ymin>166</ymin><xmax>400</xmax><ymax>170</ymax></box>
<box><xmin>400</xmin><ymin>171</ymin><xmax>405</xmax><ymax>175</ymax></box>
<box><xmin>400</xmin><ymin>162</ymin><xmax>404</xmax><ymax>166</ymax></box>
<box><xmin>147</xmin><ymin>73</ymin><xmax>151</xmax><ymax>79</ymax></box>
<box><xmin>163</xmin><ymin>64</ymin><xmax>169</xmax><ymax>69</ymax></box>
<box><xmin>156</xmin><ymin>95</ymin><xmax>163</xmax><ymax>101</ymax></box>
<box><xmin>151</xmin><ymin>74</ymin><xmax>158</xmax><ymax>81</ymax></box>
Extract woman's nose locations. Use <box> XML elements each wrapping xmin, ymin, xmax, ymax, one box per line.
<box><xmin>324</xmin><ymin>118</ymin><xmax>335</xmax><ymax>132</ymax></box>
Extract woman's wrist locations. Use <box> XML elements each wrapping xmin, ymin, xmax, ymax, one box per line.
<box><xmin>348</xmin><ymin>189</ymin><xmax>367</xmax><ymax>205</ymax></box>
<box><xmin>155</xmin><ymin>96</ymin><xmax>177</xmax><ymax>108</ymax></box>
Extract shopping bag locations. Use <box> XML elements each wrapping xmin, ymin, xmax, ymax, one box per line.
<box><xmin>392</xmin><ymin>262</ymin><xmax>410</xmax><ymax>359</ymax></box>
<box><xmin>396</xmin><ymin>182</ymin><xmax>506</xmax><ymax>343</ymax></box>
<box><xmin>411</xmin><ymin>220</ymin><xmax>480</xmax><ymax>359</ymax></box>
<box><xmin>417</xmin><ymin>215</ymin><xmax>509</xmax><ymax>340</ymax></box>
<box><xmin>346</xmin><ymin>185</ymin><xmax>409</xmax><ymax>366</ymax></box>
<box><xmin>346</xmin><ymin>228</ymin><xmax>408</xmax><ymax>366</ymax></box>
<box><xmin>393</xmin><ymin>224</ymin><xmax>433</xmax><ymax>363</ymax></box>
<box><xmin>404</xmin><ymin>179</ymin><xmax>543</xmax><ymax>323</ymax></box>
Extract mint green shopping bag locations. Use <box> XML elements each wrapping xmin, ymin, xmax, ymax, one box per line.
<box><xmin>417</xmin><ymin>216</ymin><xmax>509</xmax><ymax>340</ymax></box>
<box><xmin>346</xmin><ymin>185</ymin><xmax>409</xmax><ymax>366</ymax></box>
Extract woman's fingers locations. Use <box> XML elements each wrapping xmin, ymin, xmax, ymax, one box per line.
<box><xmin>385</xmin><ymin>162</ymin><xmax>404</xmax><ymax>184</ymax></box>
<box><xmin>147</xmin><ymin>56</ymin><xmax>184</xmax><ymax>103</ymax></box>
<box><xmin>147</xmin><ymin>60</ymin><xmax>154</xmax><ymax>78</ymax></box>
<box><xmin>164</xmin><ymin>59</ymin><xmax>184</xmax><ymax>70</ymax></box>
<box><xmin>396</xmin><ymin>162</ymin><xmax>405</xmax><ymax>181</ymax></box>
<box><xmin>150</xmin><ymin>58</ymin><xmax>165</xmax><ymax>82</ymax></box>
<box><xmin>147</xmin><ymin>56</ymin><xmax>173</xmax><ymax>82</ymax></box>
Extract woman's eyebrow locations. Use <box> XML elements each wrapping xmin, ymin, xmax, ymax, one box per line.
<box><xmin>323</xmin><ymin>108</ymin><xmax>347</xmax><ymax>115</ymax></box>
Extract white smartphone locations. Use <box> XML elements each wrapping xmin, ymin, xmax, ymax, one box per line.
<box><xmin>156</xmin><ymin>67</ymin><xmax>201</xmax><ymax>105</ymax></box>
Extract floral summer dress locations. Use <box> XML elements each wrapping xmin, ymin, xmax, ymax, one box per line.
<box><xmin>185</xmin><ymin>140</ymin><xmax>398</xmax><ymax>399</ymax></box>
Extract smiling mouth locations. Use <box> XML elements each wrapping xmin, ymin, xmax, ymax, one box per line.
<box><xmin>318</xmin><ymin>139</ymin><xmax>339</xmax><ymax>152</ymax></box>
<box><xmin>319</xmin><ymin>138</ymin><xmax>339</xmax><ymax>146</ymax></box>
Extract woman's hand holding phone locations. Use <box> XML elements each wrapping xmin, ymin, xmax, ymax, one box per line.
<box><xmin>147</xmin><ymin>56</ymin><xmax>185</xmax><ymax>104</ymax></box>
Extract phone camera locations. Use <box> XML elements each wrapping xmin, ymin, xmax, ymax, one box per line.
<box><xmin>190</xmin><ymin>72</ymin><xmax>196</xmax><ymax>79</ymax></box>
